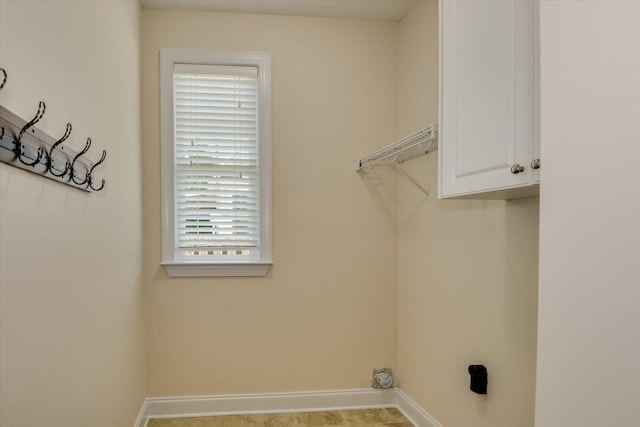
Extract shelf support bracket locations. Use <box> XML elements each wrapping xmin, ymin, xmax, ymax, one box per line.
<box><xmin>393</xmin><ymin>163</ymin><xmax>430</xmax><ymax>197</ymax></box>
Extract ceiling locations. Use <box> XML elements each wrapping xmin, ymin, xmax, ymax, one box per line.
<box><xmin>139</xmin><ymin>0</ymin><xmax>418</xmax><ymax>22</ymax></box>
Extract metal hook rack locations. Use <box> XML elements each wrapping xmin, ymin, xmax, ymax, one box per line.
<box><xmin>0</xmin><ymin>68</ymin><xmax>107</xmax><ymax>192</ymax></box>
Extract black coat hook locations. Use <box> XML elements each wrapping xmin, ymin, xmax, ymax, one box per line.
<box><xmin>0</xmin><ymin>68</ymin><xmax>6</xmax><ymax>91</ymax></box>
<box><xmin>87</xmin><ymin>149</ymin><xmax>107</xmax><ymax>191</ymax></box>
<box><xmin>69</xmin><ymin>137</ymin><xmax>91</xmax><ymax>185</ymax></box>
<box><xmin>47</xmin><ymin>122</ymin><xmax>72</xmax><ymax>177</ymax></box>
<box><xmin>15</xmin><ymin>101</ymin><xmax>46</xmax><ymax>167</ymax></box>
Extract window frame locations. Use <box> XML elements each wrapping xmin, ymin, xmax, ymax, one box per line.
<box><xmin>160</xmin><ymin>48</ymin><xmax>272</xmax><ymax>277</ymax></box>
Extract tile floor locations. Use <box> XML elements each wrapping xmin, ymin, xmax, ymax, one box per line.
<box><xmin>147</xmin><ymin>407</ymin><xmax>413</xmax><ymax>426</ymax></box>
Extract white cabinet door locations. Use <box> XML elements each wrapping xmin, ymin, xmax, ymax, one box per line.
<box><xmin>439</xmin><ymin>0</ymin><xmax>538</xmax><ymax>199</ymax></box>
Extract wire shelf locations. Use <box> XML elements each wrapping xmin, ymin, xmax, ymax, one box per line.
<box><xmin>354</xmin><ymin>124</ymin><xmax>438</xmax><ymax>172</ymax></box>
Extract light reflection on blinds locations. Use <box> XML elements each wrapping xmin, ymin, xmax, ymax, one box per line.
<box><xmin>173</xmin><ymin>64</ymin><xmax>259</xmax><ymax>259</ymax></box>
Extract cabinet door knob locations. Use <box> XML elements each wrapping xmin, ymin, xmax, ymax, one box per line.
<box><xmin>511</xmin><ymin>164</ymin><xmax>525</xmax><ymax>174</ymax></box>
<box><xmin>531</xmin><ymin>158</ymin><xmax>541</xmax><ymax>169</ymax></box>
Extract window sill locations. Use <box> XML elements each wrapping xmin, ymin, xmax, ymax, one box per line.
<box><xmin>161</xmin><ymin>262</ymin><xmax>273</xmax><ymax>277</ymax></box>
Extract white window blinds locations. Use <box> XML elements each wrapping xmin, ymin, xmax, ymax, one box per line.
<box><xmin>173</xmin><ymin>63</ymin><xmax>260</xmax><ymax>260</ymax></box>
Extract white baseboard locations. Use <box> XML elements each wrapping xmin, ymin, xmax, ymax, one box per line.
<box><xmin>395</xmin><ymin>388</ymin><xmax>443</xmax><ymax>427</ymax></box>
<box><xmin>135</xmin><ymin>388</ymin><xmax>442</xmax><ymax>427</ymax></box>
<box><xmin>134</xmin><ymin>399</ymin><xmax>150</xmax><ymax>427</ymax></box>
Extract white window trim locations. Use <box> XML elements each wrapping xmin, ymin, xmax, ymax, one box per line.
<box><xmin>160</xmin><ymin>48</ymin><xmax>272</xmax><ymax>277</ymax></box>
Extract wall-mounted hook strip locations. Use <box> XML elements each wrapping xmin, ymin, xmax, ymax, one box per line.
<box><xmin>47</xmin><ymin>122</ymin><xmax>72</xmax><ymax>177</ymax></box>
<box><xmin>87</xmin><ymin>149</ymin><xmax>106</xmax><ymax>191</ymax></box>
<box><xmin>0</xmin><ymin>105</ymin><xmax>105</xmax><ymax>192</ymax></box>
<box><xmin>15</xmin><ymin>101</ymin><xmax>46</xmax><ymax>167</ymax></box>
<box><xmin>0</xmin><ymin>68</ymin><xmax>7</xmax><ymax>91</ymax></box>
<box><xmin>69</xmin><ymin>137</ymin><xmax>91</xmax><ymax>185</ymax></box>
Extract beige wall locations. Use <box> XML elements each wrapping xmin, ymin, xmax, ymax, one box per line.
<box><xmin>0</xmin><ymin>1</ymin><xmax>145</xmax><ymax>426</ymax></box>
<box><xmin>142</xmin><ymin>10</ymin><xmax>398</xmax><ymax>396</ymax></box>
<box><xmin>395</xmin><ymin>2</ymin><xmax>539</xmax><ymax>427</ymax></box>
<box><xmin>0</xmin><ymin>2</ymin><xmax>542</xmax><ymax>423</ymax></box>
<box><xmin>536</xmin><ymin>2</ymin><xmax>640</xmax><ymax>426</ymax></box>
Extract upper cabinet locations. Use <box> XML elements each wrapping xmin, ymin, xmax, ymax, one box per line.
<box><xmin>438</xmin><ymin>0</ymin><xmax>539</xmax><ymax>199</ymax></box>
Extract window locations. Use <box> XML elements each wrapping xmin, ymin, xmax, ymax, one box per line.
<box><xmin>160</xmin><ymin>49</ymin><xmax>272</xmax><ymax>277</ymax></box>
